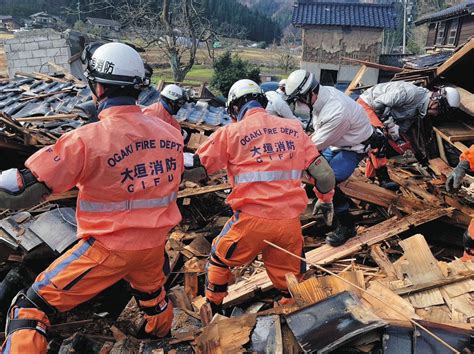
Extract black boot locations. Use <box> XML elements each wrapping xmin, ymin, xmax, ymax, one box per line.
<box><xmin>375</xmin><ymin>166</ymin><xmax>399</xmax><ymax>191</ymax></box>
<box><xmin>326</xmin><ymin>212</ymin><xmax>356</xmax><ymax>247</ymax></box>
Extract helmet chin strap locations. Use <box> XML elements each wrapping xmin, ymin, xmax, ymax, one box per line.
<box><xmin>299</xmin><ymin>91</ymin><xmax>314</xmax><ymax>132</ymax></box>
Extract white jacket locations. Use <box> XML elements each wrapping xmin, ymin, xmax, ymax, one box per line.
<box><xmin>265</xmin><ymin>91</ymin><xmax>297</xmax><ymax>119</ymax></box>
<box><xmin>311</xmin><ymin>85</ymin><xmax>373</xmax><ymax>153</ymax></box>
<box><xmin>359</xmin><ymin>81</ymin><xmax>431</xmax><ymax>133</ymax></box>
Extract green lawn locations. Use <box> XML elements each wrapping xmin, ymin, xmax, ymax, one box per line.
<box><xmin>152</xmin><ymin>65</ymin><xmax>214</xmax><ymax>86</ymax></box>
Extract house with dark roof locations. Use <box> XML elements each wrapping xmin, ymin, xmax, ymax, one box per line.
<box><xmin>415</xmin><ymin>0</ymin><xmax>474</xmax><ymax>51</ymax></box>
<box><xmin>86</xmin><ymin>17</ymin><xmax>121</xmax><ymax>32</ymax></box>
<box><xmin>292</xmin><ymin>0</ymin><xmax>397</xmax><ymax>86</ymax></box>
<box><xmin>0</xmin><ymin>15</ymin><xmax>21</xmax><ymax>31</ymax></box>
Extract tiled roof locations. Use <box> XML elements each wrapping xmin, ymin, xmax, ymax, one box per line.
<box><xmin>292</xmin><ymin>2</ymin><xmax>397</xmax><ymax>29</ymax></box>
<box><xmin>415</xmin><ymin>0</ymin><xmax>474</xmax><ymax>25</ymax></box>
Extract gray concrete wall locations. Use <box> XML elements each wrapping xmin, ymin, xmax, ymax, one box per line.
<box><xmin>4</xmin><ymin>29</ymin><xmax>71</xmax><ymax>78</ymax></box>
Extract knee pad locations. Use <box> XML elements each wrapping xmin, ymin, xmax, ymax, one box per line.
<box><xmin>5</xmin><ymin>289</ymin><xmax>53</xmax><ymax>339</ymax></box>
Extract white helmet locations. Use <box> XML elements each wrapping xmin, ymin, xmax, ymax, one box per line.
<box><xmin>444</xmin><ymin>87</ymin><xmax>460</xmax><ymax>108</ymax></box>
<box><xmin>285</xmin><ymin>69</ymin><xmax>319</xmax><ymax>101</ymax></box>
<box><xmin>161</xmin><ymin>84</ymin><xmax>184</xmax><ymax>102</ymax></box>
<box><xmin>278</xmin><ymin>79</ymin><xmax>287</xmax><ymax>88</ymax></box>
<box><xmin>226</xmin><ymin>79</ymin><xmax>266</xmax><ymax>119</ymax></box>
<box><xmin>83</xmin><ymin>42</ymin><xmax>147</xmax><ymax>88</ymax></box>
<box><xmin>226</xmin><ymin>79</ymin><xmax>263</xmax><ymax>108</ymax></box>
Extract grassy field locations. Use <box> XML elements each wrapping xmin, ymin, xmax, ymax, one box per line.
<box><xmin>147</xmin><ymin>46</ymin><xmax>297</xmax><ymax>85</ymax></box>
<box><xmin>151</xmin><ymin>65</ymin><xmax>214</xmax><ymax>86</ymax></box>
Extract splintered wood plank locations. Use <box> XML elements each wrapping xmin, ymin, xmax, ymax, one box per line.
<box><xmin>406</xmin><ymin>289</ymin><xmax>446</xmax><ymax>308</ymax></box>
<box><xmin>178</xmin><ymin>183</ymin><xmax>231</xmax><ymax>198</ymax></box>
<box><xmin>338</xmin><ymin>180</ymin><xmax>427</xmax><ymax>213</ymax></box>
<box><xmin>443</xmin><ymin>260</ymin><xmax>474</xmax><ymax>298</ymax></box>
<box><xmin>429</xmin><ymin>158</ymin><xmax>452</xmax><ymax>177</ymax></box>
<box><xmin>398</xmin><ymin>234</ymin><xmax>445</xmax><ymax>285</ymax></box>
<box><xmin>388</xmin><ymin>170</ymin><xmax>440</xmax><ymax>205</ymax></box>
<box><xmin>370</xmin><ymin>244</ymin><xmax>402</xmax><ymax>279</ymax></box>
<box><xmin>362</xmin><ymin>281</ymin><xmax>419</xmax><ymax>322</ymax></box>
<box><xmin>195</xmin><ymin>314</ymin><xmax>257</xmax><ymax>354</ymax></box>
<box><xmin>287</xmin><ymin>271</ymin><xmax>365</xmax><ymax>307</ymax></box>
<box><xmin>224</xmin><ymin>208</ymin><xmax>451</xmax><ymax>307</ymax></box>
<box><xmin>416</xmin><ymin>305</ymin><xmax>455</xmax><ymax>324</ymax></box>
<box><xmin>441</xmin><ymin>289</ymin><xmax>474</xmax><ymax>318</ymax></box>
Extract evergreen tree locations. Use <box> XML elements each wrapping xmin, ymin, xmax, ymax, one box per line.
<box><xmin>210</xmin><ymin>51</ymin><xmax>261</xmax><ymax>97</ymax></box>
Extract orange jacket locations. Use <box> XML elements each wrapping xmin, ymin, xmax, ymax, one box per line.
<box><xmin>196</xmin><ymin>107</ymin><xmax>319</xmax><ymax>219</ymax></box>
<box><xmin>460</xmin><ymin>145</ymin><xmax>474</xmax><ymax>170</ymax></box>
<box><xmin>26</xmin><ymin>103</ymin><xmax>184</xmax><ymax>250</ymax></box>
<box><xmin>142</xmin><ymin>101</ymin><xmax>181</xmax><ymax>131</ymax></box>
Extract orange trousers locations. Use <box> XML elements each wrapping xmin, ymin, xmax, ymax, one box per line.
<box><xmin>357</xmin><ymin>98</ymin><xmax>388</xmax><ymax>179</ymax></box>
<box><xmin>462</xmin><ymin>219</ymin><xmax>474</xmax><ymax>262</ymax></box>
<box><xmin>2</xmin><ymin>238</ymin><xmax>172</xmax><ymax>354</ymax></box>
<box><xmin>205</xmin><ymin>211</ymin><xmax>305</xmax><ymax>305</ymax></box>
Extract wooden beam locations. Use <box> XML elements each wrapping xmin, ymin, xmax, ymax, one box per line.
<box><xmin>433</xmin><ymin>126</ymin><xmax>469</xmax><ymax>152</ymax></box>
<box><xmin>345</xmin><ymin>65</ymin><xmax>367</xmax><ymax>96</ymax></box>
<box><xmin>15</xmin><ymin>114</ymin><xmax>79</xmax><ymax>122</ymax></box>
<box><xmin>341</xmin><ymin>57</ymin><xmax>403</xmax><ymax>73</ymax></box>
<box><xmin>436</xmin><ymin>38</ymin><xmax>474</xmax><ymax>78</ymax></box>
<box><xmin>338</xmin><ymin>179</ymin><xmax>428</xmax><ymax>213</ymax></box>
<box><xmin>177</xmin><ymin>183</ymin><xmax>231</xmax><ymax>198</ymax></box>
<box><xmin>224</xmin><ymin>208</ymin><xmax>451</xmax><ymax>307</ymax></box>
<box><xmin>448</xmin><ymin>84</ymin><xmax>474</xmax><ymax>117</ymax></box>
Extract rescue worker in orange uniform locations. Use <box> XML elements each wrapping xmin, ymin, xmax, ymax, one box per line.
<box><xmin>183</xmin><ymin>79</ymin><xmax>336</xmax><ymax>311</ymax></box>
<box><xmin>142</xmin><ymin>84</ymin><xmax>188</xmax><ymax>132</ymax></box>
<box><xmin>446</xmin><ymin>145</ymin><xmax>474</xmax><ymax>262</ymax></box>
<box><xmin>358</xmin><ymin>82</ymin><xmax>461</xmax><ymax>190</ymax></box>
<box><xmin>0</xmin><ymin>43</ymin><xmax>184</xmax><ymax>353</ymax></box>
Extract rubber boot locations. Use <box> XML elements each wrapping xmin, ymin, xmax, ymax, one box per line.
<box><xmin>375</xmin><ymin>166</ymin><xmax>399</xmax><ymax>191</ymax></box>
<box><xmin>326</xmin><ymin>212</ymin><xmax>357</xmax><ymax>247</ymax></box>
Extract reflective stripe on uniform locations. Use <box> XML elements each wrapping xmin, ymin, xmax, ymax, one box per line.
<box><xmin>233</xmin><ymin>170</ymin><xmax>302</xmax><ymax>184</ymax></box>
<box><xmin>79</xmin><ymin>192</ymin><xmax>178</xmax><ymax>212</ymax></box>
<box><xmin>33</xmin><ymin>239</ymin><xmax>95</xmax><ymax>292</ymax></box>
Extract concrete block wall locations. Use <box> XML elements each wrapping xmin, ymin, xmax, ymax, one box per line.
<box><xmin>4</xmin><ymin>29</ymin><xmax>72</xmax><ymax>78</ymax></box>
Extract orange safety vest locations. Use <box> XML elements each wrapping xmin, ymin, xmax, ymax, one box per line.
<box><xmin>142</xmin><ymin>101</ymin><xmax>181</xmax><ymax>131</ymax></box>
<box><xmin>26</xmin><ymin>104</ymin><xmax>184</xmax><ymax>250</ymax></box>
<box><xmin>197</xmin><ymin>107</ymin><xmax>319</xmax><ymax>219</ymax></box>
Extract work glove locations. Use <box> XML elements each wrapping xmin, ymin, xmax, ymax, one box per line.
<box><xmin>446</xmin><ymin>159</ymin><xmax>470</xmax><ymax>194</ymax></box>
<box><xmin>384</xmin><ymin>117</ymin><xmax>400</xmax><ymax>141</ymax></box>
<box><xmin>0</xmin><ymin>168</ymin><xmax>21</xmax><ymax>193</ymax></box>
<box><xmin>184</xmin><ymin>152</ymin><xmax>195</xmax><ymax>168</ymax></box>
<box><xmin>313</xmin><ymin>199</ymin><xmax>334</xmax><ymax>226</ymax></box>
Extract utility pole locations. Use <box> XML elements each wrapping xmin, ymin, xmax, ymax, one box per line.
<box><xmin>77</xmin><ymin>0</ymin><xmax>81</xmax><ymax>21</ymax></box>
<box><xmin>402</xmin><ymin>0</ymin><xmax>407</xmax><ymax>54</ymax></box>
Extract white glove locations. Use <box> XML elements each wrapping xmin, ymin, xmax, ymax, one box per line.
<box><xmin>384</xmin><ymin>118</ymin><xmax>400</xmax><ymax>141</ymax></box>
<box><xmin>184</xmin><ymin>152</ymin><xmax>195</xmax><ymax>168</ymax></box>
<box><xmin>0</xmin><ymin>168</ymin><xmax>21</xmax><ymax>193</ymax></box>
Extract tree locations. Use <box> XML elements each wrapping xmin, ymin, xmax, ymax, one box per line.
<box><xmin>277</xmin><ymin>31</ymin><xmax>298</xmax><ymax>73</ymax></box>
<box><xmin>210</xmin><ymin>51</ymin><xmax>261</xmax><ymax>97</ymax></box>
<box><xmin>65</xmin><ymin>0</ymin><xmax>216</xmax><ymax>82</ymax></box>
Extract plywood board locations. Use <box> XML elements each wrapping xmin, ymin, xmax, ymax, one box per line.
<box><xmin>406</xmin><ymin>289</ymin><xmax>446</xmax><ymax>308</ymax></box>
<box><xmin>287</xmin><ymin>271</ymin><xmax>365</xmax><ymax>307</ymax></box>
<box><xmin>398</xmin><ymin>234</ymin><xmax>445</xmax><ymax>285</ymax></box>
<box><xmin>362</xmin><ymin>281</ymin><xmax>418</xmax><ymax>322</ymax></box>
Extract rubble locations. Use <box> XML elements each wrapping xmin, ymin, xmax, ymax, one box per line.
<box><xmin>0</xmin><ymin>40</ymin><xmax>474</xmax><ymax>354</ymax></box>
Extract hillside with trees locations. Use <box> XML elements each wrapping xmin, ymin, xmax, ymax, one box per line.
<box><xmin>0</xmin><ymin>0</ymin><xmax>282</xmax><ymax>43</ymax></box>
<box><xmin>200</xmin><ymin>0</ymin><xmax>281</xmax><ymax>42</ymax></box>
